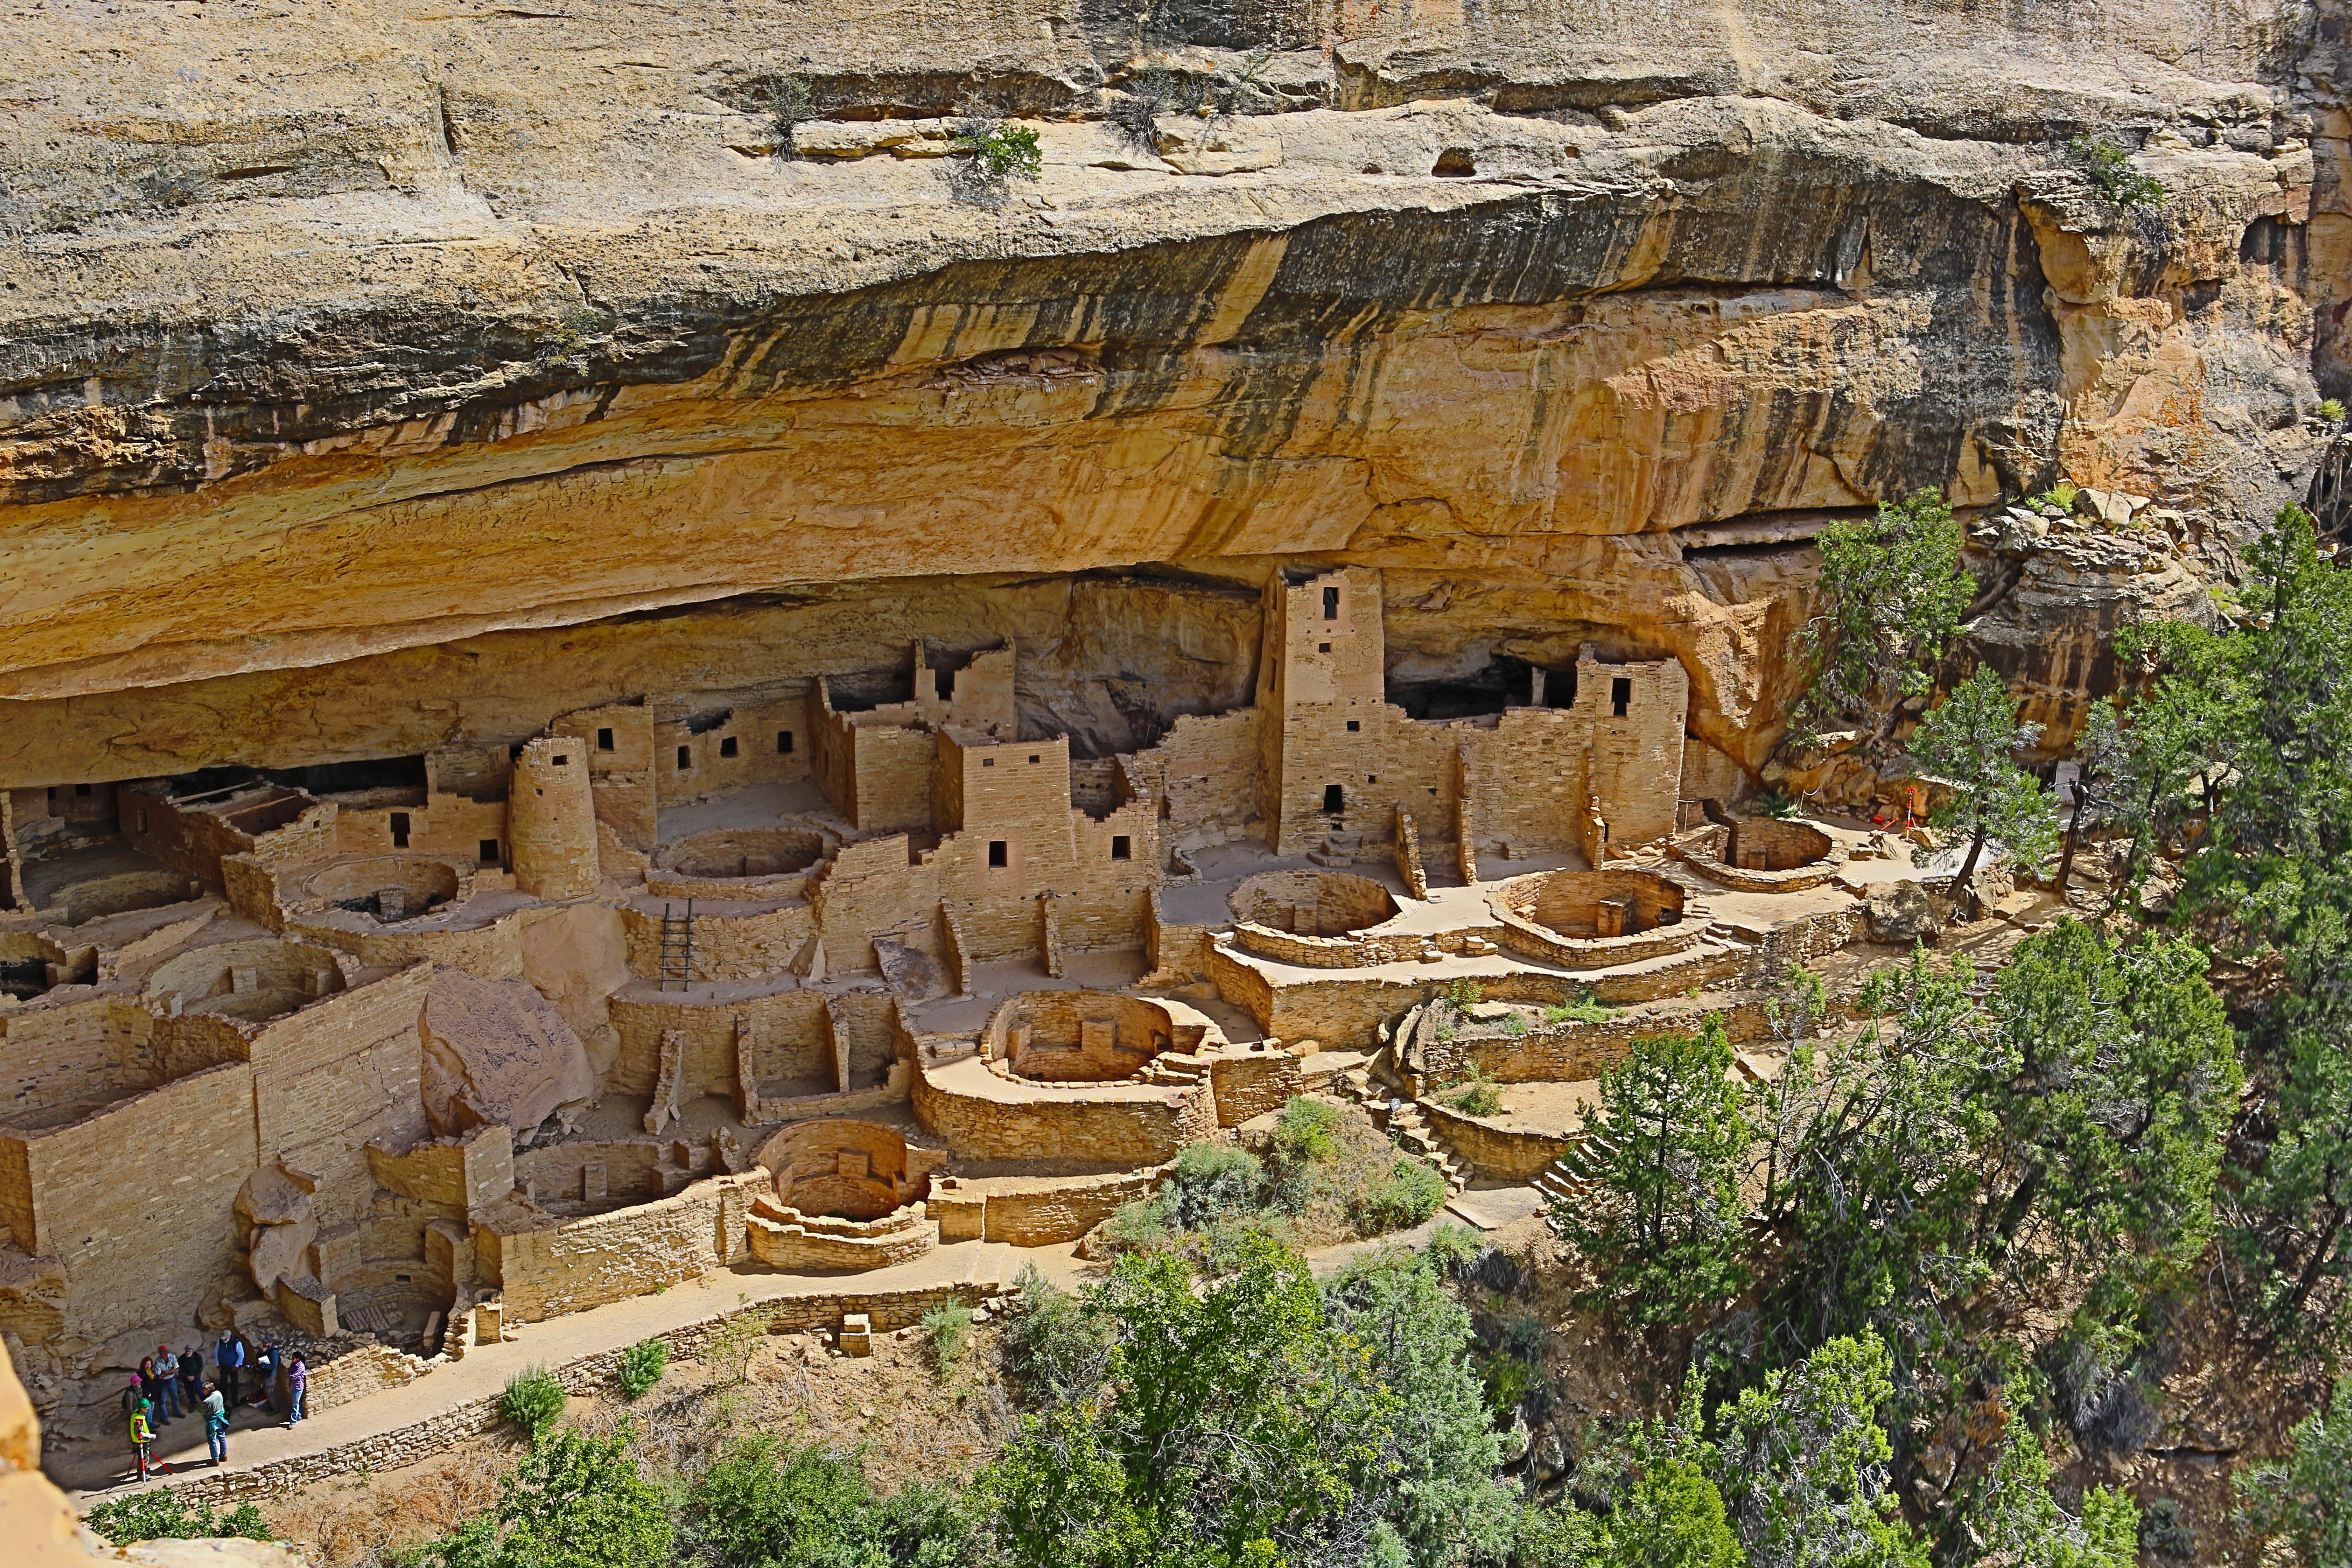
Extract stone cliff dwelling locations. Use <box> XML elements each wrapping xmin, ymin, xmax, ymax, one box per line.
<box><xmin>0</xmin><ymin>563</ymin><xmax>1973</xmax><ymax>1436</ymax></box>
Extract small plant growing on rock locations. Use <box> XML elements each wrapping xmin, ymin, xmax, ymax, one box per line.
<box><xmin>769</xmin><ymin>74</ymin><xmax>817</xmax><ymax>156</ymax></box>
<box><xmin>2070</xmin><ymin>135</ymin><xmax>2167</xmax><ymax>208</ymax></box>
<box><xmin>1499</xmin><ymin>1012</ymin><xmax>1528</xmax><ymax>1037</ymax></box>
<box><xmin>615</xmin><ymin>1337</ymin><xmax>667</xmax><ymax>1401</ymax></box>
<box><xmin>1441</xmin><ymin>976</ymin><xmax>1484</xmax><ymax>1010</ymax></box>
<box><xmin>499</xmin><ymin>1364</ymin><xmax>567</xmax><ymax>1439</ymax></box>
<box><xmin>2319</xmin><ymin>397</ymin><xmax>2347</xmax><ymax>424</ymax></box>
<box><xmin>2027</xmin><ymin>479</ymin><xmax>2079</xmax><ymax>514</ymax></box>
<box><xmin>1753</xmin><ymin>788</ymin><xmax>1802</xmax><ymax>819</ymax></box>
<box><xmin>956</xmin><ymin>118</ymin><xmax>1042</xmax><ymax>181</ymax></box>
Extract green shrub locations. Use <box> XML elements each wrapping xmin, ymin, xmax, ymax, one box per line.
<box><xmin>1499</xmin><ymin>1013</ymin><xmax>1528</xmax><ymax>1037</ymax></box>
<box><xmin>921</xmin><ymin>1304</ymin><xmax>976</xmax><ymax>1374</ymax></box>
<box><xmin>1441</xmin><ymin>1065</ymin><xmax>1504</xmax><ymax>1118</ymax></box>
<box><xmin>1753</xmin><ymin>788</ymin><xmax>1801</xmax><ymax>819</ymax></box>
<box><xmin>1350</xmin><ymin>1156</ymin><xmax>1448</xmax><ymax>1235</ymax></box>
<box><xmin>1542</xmin><ymin>989</ymin><xmax>1611</xmax><ymax>1025</ymax></box>
<box><xmin>1441</xmin><ymin>976</ymin><xmax>1484</xmax><ymax>1010</ymax></box>
<box><xmin>498</xmin><ymin>1364</ymin><xmax>566</xmax><ymax>1438</ymax></box>
<box><xmin>615</xmin><ymin>1338</ymin><xmax>667</xmax><ymax>1401</ymax></box>
<box><xmin>2070</xmin><ymin>136</ymin><xmax>2166</xmax><ymax>207</ymax></box>
<box><xmin>1423</xmin><ymin>1221</ymin><xmax>1484</xmax><ymax>1278</ymax></box>
<box><xmin>2320</xmin><ymin>397</ymin><xmax>2347</xmax><ymax>423</ymax></box>
<box><xmin>2028</xmin><ymin>480</ymin><xmax>2080</xmax><ymax>512</ymax></box>
<box><xmin>403</xmin><ymin>1425</ymin><xmax>671</xmax><ymax>1568</ymax></box>
<box><xmin>1268</xmin><ymin>1096</ymin><xmax>1343</xmax><ymax>1170</ymax></box>
<box><xmin>86</xmin><ymin>1493</ymin><xmax>273</xmax><ymax>1547</ymax></box>
<box><xmin>768</xmin><ymin>74</ymin><xmax>817</xmax><ymax>155</ymax></box>
<box><xmin>1001</xmin><ymin>1263</ymin><xmax>1114</xmax><ymax>1404</ymax></box>
<box><xmin>957</xmin><ymin>120</ymin><xmax>1042</xmax><ymax>180</ymax></box>
<box><xmin>1160</xmin><ymin>1142</ymin><xmax>1267</xmax><ymax>1229</ymax></box>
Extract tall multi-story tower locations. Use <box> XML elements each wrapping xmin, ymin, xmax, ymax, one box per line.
<box><xmin>1257</xmin><ymin>566</ymin><xmax>1385</xmax><ymax>855</ymax></box>
<box><xmin>508</xmin><ymin>735</ymin><xmax>599</xmax><ymax>899</ymax></box>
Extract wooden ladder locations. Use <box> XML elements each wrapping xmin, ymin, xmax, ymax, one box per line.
<box><xmin>658</xmin><ymin>899</ymin><xmax>695</xmax><ymax>990</ymax></box>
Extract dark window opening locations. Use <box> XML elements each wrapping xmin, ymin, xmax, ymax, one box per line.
<box><xmin>597</xmin><ymin>727</ymin><xmax>615</xmax><ymax>751</ymax></box>
<box><xmin>1322</xmin><ymin>784</ymin><xmax>1345</xmax><ymax>815</ymax></box>
<box><xmin>676</xmin><ymin>746</ymin><xmax>692</xmax><ymax>770</ymax></box>
<box><xmin>982</xmin><ymin>757</ymin><xmax>995</xmax><ymax>768</ymax></box>
<box><xmin>1346</xmin><ymin>719</ymin><xmax>1360</xmax><ymax>733</ymax></box>
<box><xmin>74</xmin><ymin>783</ymin><xmax>91</xmax><ymax>797</ymax></box>
<box><xmin>551</xmin><ymin>753</ymin><xmax>568</xmax><ymax>766</ymax></box>
<box><xmin>390</xmin><ymin>812</ymin><xmax>411</xmax><ymax>849</ymax></box>
<box><xmin>1318</xmin><ymin>641</ymin><xmax>1332</xmax><ymax>654</ymax></box>
<box><xmin>1612</xmin><ymin>677</ymin><xmax>1633</xmax><ymax>718</ymax></box>
<box><xmin>480</xmin><ymin>839</ymin><xmax>501</xmax><ymax>865</ymax></box>
<box><xmin>1367</xmin><ymin>775</ymin><xmax>1378</xmax><ymax>784</ymax></box>
<box><xmin>1544</xmin><ymin>665</ymin><xmax>1580</xmax><ymax>709</ymax></box>
<box><xmin>46</xmin><ymin>787</ymin><xmax>57</xmax><ymax>805</ymax></box>
<box><xmin>1111</xmin><ymin>835</ymin><xmax>1131</xmax><ymax>861</ymax></box>
<box><xmin>935</xmin><ymin>667</ymin><xmax>955</xmax><ymax>701</ymax></box>
<box><xmin>988</xmin><ymin>840</ymin><xmax>1008</xmax><ymax>868</ymax></box>
<box><xmin>1432</xmin><ymin>148</ymin><xmax>1476</xmax><ymax>177</ymax></box>
<box><xmin>719</xmin><ymin>736</ymin><xmax>739</xmax><ymax>758</ymax></box>
<box><xmin>777</xmin><ymin>730</ymin><xmax>794</xmax><ymax>755</ymax></box>
<box><xmin>510</xmin><ymin>743</ymin><xmax>526</xmax><ymax>761</ymax></box>
<box><xmin>1028</xmin><ymin>754</ymin><xmax>1040</xmax><ymax>764</ymax></box>
<box><xmin>1322</xmin><ymin>586</ymin><xmax>1340</xmax><ymax>620</ymax></box>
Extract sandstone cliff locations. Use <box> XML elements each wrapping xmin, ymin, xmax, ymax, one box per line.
<box><xmin>1</xmin><ymin>0</ymin><xmax>2344</xmax><ymax>781</ymax></box>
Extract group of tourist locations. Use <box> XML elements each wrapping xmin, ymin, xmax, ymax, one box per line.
<box><xmin>120</xmin><ymin>1330</ymin><xmax>309</xmax><ymax>1481</ymax></box>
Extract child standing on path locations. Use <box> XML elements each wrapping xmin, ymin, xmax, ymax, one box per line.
<box><xmin>202</xmin><ymin>1380</ymin><xmax>229</xmax><ymax>1466</ymax></box>
<box><xmin>285</xmin><ymin>1355</ymin><xmax>307</xmax><ymax>1427</ymax></box>
<box><xmin>127</xmin><ymin>1393</ymin><xmax>155</xmax><ymax>1480</ymax></box>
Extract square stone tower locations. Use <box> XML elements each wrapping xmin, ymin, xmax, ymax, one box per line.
<box><xmin>1257</xmin><ymin>566</ymin><xmax>1385</xmax><ymax>855</ymax></box>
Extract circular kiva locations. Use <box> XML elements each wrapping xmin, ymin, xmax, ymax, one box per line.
<box><xmin>1228</xmin><ymin>869</ymin><xmax>1400</xmax><ymax>937</ymax></box>
<box><xmin>1488</xmin><ymin>869</ymin><xmax>1705</xmax><ymax>969</ymax></box>
<box><xmin>144</xmin><ymin>938</ymin><xmax>349</xmax><ymax>1023</ymax></box>
<box><xmin>303</xmin><ymin>855</ymin><xmax>464</xmax><ymax>921</ymax></box>
<box><xmin>1721</xmin><ymin>817</ymin><xmax>1833</xmax><ymax>873</ymax></box>
<box><xmin>983</xmin><ymin>991</ymin><xmax>1181</xmax><ymax>1084</ymax></box>
<box><xmin>755</xmin><ymin>1118</ymin><xmax>930</xmax><ymax>1219</ymax></box>
<box><xmin>653</xmin><ymin>826</ymin><xmax>829</xmax><ymax>882</ymax></box>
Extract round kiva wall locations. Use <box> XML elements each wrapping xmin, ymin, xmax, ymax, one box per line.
<box><xmin>145</xmin><ymin>938</ymin><xmax>348</xmax><ymax>1023</ymax></box>
<box><xmin>1228</xmin><ymin>870</ymin><xmax>1399</xmax><ymax>937</ymax></box>
<box><xmin>755</xmin><ymin>1119</ymin><xmax>926</xmax><ymax>1221</ymax></box>
<box><xmin>655</xmin><ymin>827</ymin><xmax>829</xmax><ymax>881</ymax></box>
<box><xmin>984</xmin><ymin>992</ymin><xmax>1180</xmax><ymax>1083</ymax></box>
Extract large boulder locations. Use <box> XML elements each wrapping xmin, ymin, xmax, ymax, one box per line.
<box><xmin>233</xmin><ymin>1163</ymin><xmax>317</xmax><ymax>1296</ymax></box>
<box><xmin>1864</xmin><ymin>882</ymin><xmax>1940</xmax><ymax>947</ymax></box>
<box><xmin>419</xmin><ymin>970</ymin><xmax>596</xmax><ymax>1139</ymax></box>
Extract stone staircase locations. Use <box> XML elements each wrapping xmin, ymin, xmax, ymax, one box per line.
<box><xmin>1532</xmin><ymin>1132</ymin><xmax>1618</xmax><ymax>1216</ymax></box>
<box><xmin>1383</xmin><ymin>1098</ymin><xmax>1474</xmax><ymax>1193</ymax></box>
<box><xmin>1314</xmin><ymin>1040</ymin><xmax>1472</xmax><ymax>1193</ymax></box>
<box><xmin>1135</xmin><ymin>1051</ymin><xmax>1212</xmax><ymax>1087</ymax></box>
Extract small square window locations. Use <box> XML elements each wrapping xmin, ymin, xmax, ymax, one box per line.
<box><xmin>719</xmin><ymin>736</ymin><xmax>739</xmax><ymax>758</ymax></box>
<box><xmin>982</xmin><ymin>757</ymin><xmax>995</xmax><ymax>768</ymax></box>
<box><xmin>480</xmin><ymin>839</ymin><xmax>501</xmax><ymax>865</ymax></box>
<box><xmin>1345</xmin><ymin>719</ymin><xmax>1360</xmax><ymax>733</ymax></box>
<box><xmin>1368</xmin><ymin>775</ymin><xmax>1378</xmax><ymax>784</ymax></box>
<box><xmin>1028</xmin><ymin>754</ymin><xmax>1040</xmax><ymax>764</ymax></box>
<box><xmin>1111</xmin><ymin>835</ymin><xmax>1131</xmax><ymax>861</ymax></box>
<box><xmin>1318</xmin><ymin>641</ymin><xmax>1332</xmax><ymax>654</ymax></box>
<box><xmin>597</xmin><ymin>727</ymin><xmax>615</xmax><ymax>751</ymax></box>
<box><xmin>552</xmin><ymin>753</ymin><xmax>568</xmax><ymax>766</ymax></box>
<box><xmin>777</xmin><ymin>730</ymin><xmax>794</xmax><ymax>755</ymax></box>
<box><xmin>676</xmin><ymin>746</ymin><xmax>692</xmax><ymax>770</ymax></box>
<box><xmin>988</xmin><ymin>840</ymin><xmax>1008</xmax><ymax>868</ymax></box>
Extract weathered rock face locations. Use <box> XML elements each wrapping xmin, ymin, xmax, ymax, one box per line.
<box><xmin>0</xmin><ymin>0</ymin><xmax>2342</xmax><ymax>780</ymax></box>
<box><xmin>419</xmin><ymin>971</ymin><xmax>597</xmax><ymax>1138</ymax></box>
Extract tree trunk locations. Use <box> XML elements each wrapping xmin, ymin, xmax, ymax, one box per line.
<box><xmin>1951</xmin><ymin>822</ymin><xmax>1990</xmax><ymax>921</ymax></box>
<box><xmin>2054</xmin><ymin>769</ymin><xmax>2089</xmax><ymax>895</ymax></box>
